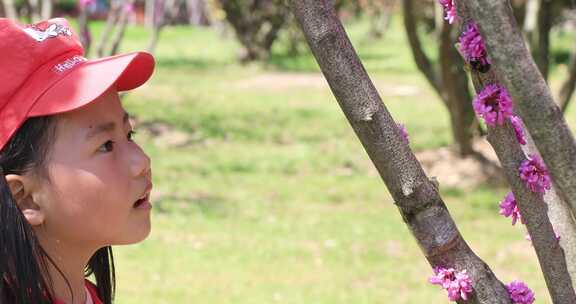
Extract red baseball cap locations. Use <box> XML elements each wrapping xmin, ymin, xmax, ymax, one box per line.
<box><xmin>0</xmin><ymin>17</ymin><xmax>155</xmax><ymax>151</ymax></box>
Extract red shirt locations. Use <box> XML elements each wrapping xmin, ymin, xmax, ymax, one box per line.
<box><xmin>53</xmin><ymin>280</ymin><xmax>103</xmax><ymax>304</ymax></box>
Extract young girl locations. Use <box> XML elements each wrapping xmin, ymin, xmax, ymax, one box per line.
<box><xmin>0</xmin><ymin>17</ymin><xmax>155</xmax><ymax>304</ymax></box>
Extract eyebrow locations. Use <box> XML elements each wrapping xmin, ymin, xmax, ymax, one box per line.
<box><xmin>85</xmin><ymin>111</ymin><xmax>131</xmax><ymax>140</ymax></box>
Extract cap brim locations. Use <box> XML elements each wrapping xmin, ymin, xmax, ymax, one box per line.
<box><xmin>29</xmin><ymin>51</ymin><xmax>155</xmax><ymax>116</ymax></box>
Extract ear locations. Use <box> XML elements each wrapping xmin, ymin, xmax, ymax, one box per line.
<box><xmin>4</xmin><ymin>174</ymin><xmax>45</xmax><ymax>226</ymax></box>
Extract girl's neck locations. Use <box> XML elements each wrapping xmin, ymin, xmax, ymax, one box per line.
<box><xmin>36</xmin><ymin>230</ymin><xmax>96</xmax><ymax>304</ymax></box>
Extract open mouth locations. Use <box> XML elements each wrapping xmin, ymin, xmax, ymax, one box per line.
<box><xmin>133</xmin><ymin>194</ymin><xmax>150</xmax><ymax>208</ymax></box>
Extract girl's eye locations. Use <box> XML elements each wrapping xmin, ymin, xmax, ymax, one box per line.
<box><xmin>98</xmin><ymin>140</ymin><xmax>115</xmax><ymax>153</ymax></box>
<box><xmin>97</xmin><ymin>130</ymin><xmax>137</xmax><ymax>153</ymax></box>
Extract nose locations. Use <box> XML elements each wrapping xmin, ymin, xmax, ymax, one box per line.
<box><xmin>130</xmin><ymin>144</ymin><xmax>151</xmax><ymax>179</ymax></box>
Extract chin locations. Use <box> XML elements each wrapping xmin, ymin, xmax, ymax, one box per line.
<box><xmin>115</xmin><ymin>221</ymin><xmax>152</xmax><ymax>245</ymax></box>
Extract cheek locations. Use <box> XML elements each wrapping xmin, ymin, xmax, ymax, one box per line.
<box><xmin>42</xmin><ymin>163</ymin><xmax>132</xmax><ymax>243</ymax></box>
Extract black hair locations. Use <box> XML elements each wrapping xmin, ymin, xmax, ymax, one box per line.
<box><xmin>0</xmin><ymin>116</ymin><xmax>116</xmax><ymax>303</ymax></box>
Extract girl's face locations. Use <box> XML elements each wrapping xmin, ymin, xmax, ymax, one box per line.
<box><xmin>34</xmin><ymin>88</ymin><xmax>152</xmax><ymax>248</ymax></box>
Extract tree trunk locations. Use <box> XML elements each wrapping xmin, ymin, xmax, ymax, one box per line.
<box><xmin>145</xmin><ymin>0</ymin><xmax>155</xmax><ymax>27</ymax></box>
<box><xmin>220</xmin><ymin>0</ymin><xmax>290</xmax><ymax>62</ymax></box>
<box><xmin>404</xmin><ymin>0</ymin><xmax>476</xmax><ymax>156</ymax></box>
<box><xmin>1</xmin><ymin>0</ymin><xmax>17</xmax><ymax>19</ymax></box>
<box><xmin>439</xmin><ymin>20</ymin><xmax>475</xmax><ymax>156</ymax></box>
<box><xmin>27</xmin><ymin>0</ymin><xmax>41</xmax><ymax>22</ymax></box>
<box><xmin>41</xmin><ymin>0</ymin><xmax>52</xmax><ymax>19</ymax></box>
<box><xmin>559</xmin><ymin>42</ymin><xmax>576</xmax><ymax>113</ymax></box>
<box><xmin>187</xmin><ymin>0</ymin><xmax>210</xmax><ymax>26</ymax></box>
<box><xmin>78</xmin><ymin>4</ymin><xmax>92</xmax><ymax>56</ymax></box>
<box><xmin>290</xmin><ymin>0</ymin><xmax>512</xmax><ymax>302</ymax></box>
<box><xmin>532</xmin><ymin>0</ymin><xmax>552</xmax><ymax>80</ymax></box>
<box><xmin>147</xmin><ymin>0</ymin><xmax>166</xmax><ymax>54</ymax></box>
<box><xmin>464</xmin><ymin>0</ymin><xmax>576</xmax><ymax>234</ymax></box>
<box><xmin>402</xmin><ymin>0</ymin><xmax>443</xmax><ymax>99</ymax></box>
<box><xmin>109</xmin><ymin>0</ymin><xmax>134</xmax><ymax>56</ymax></box>
<box><xmin>96</xmin><ymin>0</ymin><xmax>122</xmax><ymax>57</ymax></box>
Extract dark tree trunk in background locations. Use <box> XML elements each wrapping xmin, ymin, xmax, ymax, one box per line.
<box><xmin>41</xmin><ymin>0</ymin><xmax>52</xmax><ymax>19</ymax></box>
<box><xmin>78</xmin><ymin>4</ymin><xmax>92</xmax><ymax>56</ymax></box>
<box><xmin>290</xmin><ymin>0</ymin><xmax>512</xmax><ymax>302</ymax></box>
<box><xmin>560</xmin><ymin>43</ymin><xmax>576</xmax><ymax>113</ymax></box>
<box><xmin>97</xmin><ymin>0</ymin><xmax>122</xmax><ymax>57</ymax></box>
<box><xmin>2</xmin><ymin>0</ymin><xmax>17</xmax><ymax>19</ymax></box>
<box><xmin>109</xmin><ymin>0</ymin><xmax>134</xmax><ymax>56</ymax></box>
<box><xmin>439</xmin><ymin>19</ymin><xmax>475</xmax><ymax>156</ymax></box>
<box><xmin>27</xmin><ymin>0</ymin><xmax>41</xmax><ymax>22</ymax></box>
<box><xmin>219</xmin><ymin>0</ymin><xmax>290</xmax><ymax>62</ymax></box>
<box><xmin>187</xmin><ymin>0</ymin><xmax>210</xmax><ymax>26</ymax></box>
<box><xmin>527</xmin><ymin>0</ymin><xmax>553</xmax><ymax>80</ymax></box>
<box><xmin>403</xmin><ymin>0</ymin><xmax>477</xmax><ymax>157</ymax></box>
<box><xmin>147</xmin><ymin>0</ymin><xmax>166</xmax><ymax>54</ymax></box>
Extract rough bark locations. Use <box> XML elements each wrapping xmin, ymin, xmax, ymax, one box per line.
<box><xmin>463</xmin><ymin>0</ymin><xmax>576</xmax><ymax>227</ymax></box>
<box><xmin>290</xmin><ymin>0</ymin><xmax>512</xmax><ymax>302</ymax></box>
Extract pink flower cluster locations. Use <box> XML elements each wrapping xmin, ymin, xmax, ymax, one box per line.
<box><xmin>473</xmin><ymin>84</ymin><xmax>513</xmax><ymax>127</ymax></box>
<box><xmin>438</xmin><ymin>0</ymin><xmax>457</xmax><ymax>24</ymax></box>
<box><xmin>519</xmin><ymin>154</ymin><xmax>551</xmax><ymax>194</ymax></box>
<box><xmin>499</xmin><ymin>192</ymin><xmax>523</xmax><ymax>225</ymax></box>
<box><xmin>506</xmin><ymin>281</ymin><xmax>535</xmax><ymax>304</ymax></box>
<box><xmin>459</xmin><ymin>22</ymin><xmax>490</xmax><ymax>72</ymax></box>
<box><xmin>429</xmin><ymin>267</ymin><xmax>473</xmax><ymax>301</ymax></box>
<box><xmin>397</xmin><ymin>123</ymin><xmax>409</xmax><ymax>145</ymax></box>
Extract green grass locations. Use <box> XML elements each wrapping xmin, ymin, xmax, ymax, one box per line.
<box><xmin>61</xmin><ymin>15</ymin><xmax>576</xmax><ymax>303</ymax></box>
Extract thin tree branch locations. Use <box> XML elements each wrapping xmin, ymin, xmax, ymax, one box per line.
<box><xmin>402</xmin><ymin>0</ymin><xmax>443</xmax><ymax>100</ymax></box>
<box><xmin>459</xmin><ymin>1</ymin><xmax>576</xmax><ymax>301</ymax></box>
<box><xmin>463</xmin><ymin>0</ymin><xmax>576</xmax><ymax>225</ymax></box>
<box><xmin>290</xmin><ymin>0</ymin><xmax>511</xmax><ymax>302</ymax></box>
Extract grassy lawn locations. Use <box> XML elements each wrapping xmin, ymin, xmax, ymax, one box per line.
<box><xmin>72</xmin><ymin>16</ymin><xmax>576</xmax><ymax>303</ymax></box>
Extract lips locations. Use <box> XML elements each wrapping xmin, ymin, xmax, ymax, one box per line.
<box><xmin>133</xmin><ymin>182</ymin><xmax>153</xmax><ymax>208</ymax></box>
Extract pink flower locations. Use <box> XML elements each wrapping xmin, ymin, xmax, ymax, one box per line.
<box><xmin>459</xmin><ymin>22</ymin><xmax>490</xmax><ymax>72</ymax></box>
<box><xmin>499</xmin><ymin>192</ymin><xmax>523</xmax><ymax>225</ymax></box>
<box><xmin>438</xmin><ymin>0</ymin><xmax>457</xmax><ymax>24</ymax></box>
<box><xmin>397</xmin><ymin>123</ymin><xmax>409</xmax><ymax>145</ymax></box>
<box><xmin>519</xmin><ymin>154</ymin><xmax>551</xmax><ymax>194</ymax></box>
<box><xmin>429</xmin><ymin>267</ymin><xmax>473</xmax><ymax>301</ymax></box>
<box><xmin>506</xmin><ymin>280</ymin><xmax>535</xmax><ymax>304</ymax></box>
<box><xmin>509</xmin><ymin>115</ymin><xmax>527</xmax><ymax>145</ymax></box>
<box><xmin>473</xmin><ymin>84</ymin><xmax>514</xmax><ymax>127</ymax></box>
